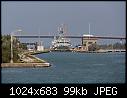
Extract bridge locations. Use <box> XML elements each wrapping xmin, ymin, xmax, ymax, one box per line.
<box><xmin>21</xmin><ymin>43</ymin><xmax>36</xmax><ymax>45</ymax></box>
<box><xmin>14</xmin><ymin>35</ymin><xmax>126</xmax><ymax>39</ymax></box>
<box><xmin>15</xmin><ymin>35</ymin><xmax>125</xmax><ymax>50</ymax></box>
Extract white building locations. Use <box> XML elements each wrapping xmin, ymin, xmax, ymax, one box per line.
<box><xmin>83</xmin><ymin>34</ymin><xmax>94</xmax><ymax>37</ymax></box>
<box><xmin>37</xmin><ymin>45</ymin><xmax>44</xmax><ymax>51</ymax></box>
<box><xmin>37</xmin><ymin>42</ymin><xmax>44</xmax><ymax>51</ymax></box>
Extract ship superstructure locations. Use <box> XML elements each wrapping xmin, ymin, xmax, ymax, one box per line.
<box><xmin>50</xmin><ymin>24</ymin><xmax>71</xmax><ymax>51</ymax></box>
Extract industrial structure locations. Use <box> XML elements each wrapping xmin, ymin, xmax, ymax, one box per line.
<box><xmin>80</xmin><ymin>24</ymin><xmax>98</xmax><ymax>51</ymax></box>
<box><xmin>81</xmin><ymin>34</ymin><xmax>98</xmax><ymax>51</ymax></box>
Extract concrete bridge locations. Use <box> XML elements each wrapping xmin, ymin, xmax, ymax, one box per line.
<box><xmin>14</xmin><ymin>35</ymin><xmax>126</xmax><ymax>39</ymax></box>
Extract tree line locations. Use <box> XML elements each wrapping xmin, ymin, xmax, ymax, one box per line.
<box><xmin>88</xmin><ymin>42</ymin><xmax>126</xmax><ymax>51</ymax></box>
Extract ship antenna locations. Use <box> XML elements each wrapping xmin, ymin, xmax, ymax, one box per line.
<box><xmin>64</xmin><ymin>24</ymin><xmax>67</xmax><ymax>36</ymax></box>
<box><xmin>38</xmin><ymin>28</ymin><xmax>41</xmax><ymax>46</ymax></box>
<box><xmin>89</xmin><ymin>23</ymin><xmax>90</xmax><ymax>39</ymax></box>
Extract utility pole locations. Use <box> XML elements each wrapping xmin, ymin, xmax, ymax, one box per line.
<box><xmin>10</xmin><ymin>33</ymin><xmax>13</xmax><ymax>63</ymax></box>
<box><xmin>10</xmin><ymin>29</ymin><xmax>22</xmax><ymax>63</ymax></box>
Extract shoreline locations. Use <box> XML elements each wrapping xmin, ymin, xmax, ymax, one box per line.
<box><xmin>1</xmin><ymin>49</ymin><xmax>125</xmax><ymax>68</ymax></box>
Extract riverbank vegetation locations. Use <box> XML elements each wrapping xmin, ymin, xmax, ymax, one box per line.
<box><xmin>88</xmin><ymin>42</ymin><xmax>125</xmax><ymax>51</ymax></box>
<box><xmin>2</xmin><ymin>35</ymin><xmax>47</xmax><ymax>63</ymax></box>
<box><xmin>2</xmin><ymin>35</ymin><xmax>27</xmax><ymax>63</ymax></box>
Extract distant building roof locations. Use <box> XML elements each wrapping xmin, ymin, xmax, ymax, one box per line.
<box><xmin>83</xmin><ymin>34</ymin><xmax>94</xmax><ymax>37</ymax></box>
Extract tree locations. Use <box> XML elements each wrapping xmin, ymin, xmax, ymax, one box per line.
<box><xmin>2</xmin><ymin>35</ymin><xmax>11</xmax><ymax>62</ymax></box>
<box><xmin>88</xmin><ymin>43</ymin><xmax>100</xmax><ymax>51</ymax></box>
<box><xmin>2</xmin><ymin>35</ymin><xmax>27</xmax><ymax>63</ymax></box>
<box><xmin>113</xmin><ymin>42</ymin><xmax>125</xmax><ymax>49</ymax></box>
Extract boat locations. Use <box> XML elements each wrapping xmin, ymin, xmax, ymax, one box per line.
<box><xmin>50</xmin><ymin>24</ymin><xmax>72</xmax><ymax>51</ymax></box>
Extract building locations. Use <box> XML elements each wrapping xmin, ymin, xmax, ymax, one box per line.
<box><xmin>82</xmin><ymin>34</ymin><xmax>98</xmax><ymax>51</ymax></box>
<box><xmin>37</xmin><ymin>45</ymin><xmax>44</xmax><ymax>51</ymax></box>
<box><xmin>36</xmin><ymin>42</ymin><xmax>44</xmax><ymax>51</ymax></box>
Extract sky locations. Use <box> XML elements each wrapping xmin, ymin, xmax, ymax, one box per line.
<box><xmin>2</xmin><ymin>1</ymin><xmax>126</xmax><ymax>47</ymax></box>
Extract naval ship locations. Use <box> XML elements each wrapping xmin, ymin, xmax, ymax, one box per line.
<box><xmin>50</xmin><ymin>24</ymin><xmax>72</xmax><ymax>51</ymax></box>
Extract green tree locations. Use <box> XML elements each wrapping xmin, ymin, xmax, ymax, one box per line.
<box><xmin>2</xmin><ymin>35</ymin><xmax>11</xmax><ymax>62</ymax></box>
<box><xmin>88</xmin><ymin>43</ymin><xmax>100</xmax><ymax>51</ymax></box>
<box><xmin>2</xmin><ymin>35</ymin><xmax>27</xmax><ymax>63</ymax></box>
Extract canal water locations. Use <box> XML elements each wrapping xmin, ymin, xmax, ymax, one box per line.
<box><xmin>2</xmin><ymin>52</ymin><xmax>125</xmax><ymax>84</ymax></box>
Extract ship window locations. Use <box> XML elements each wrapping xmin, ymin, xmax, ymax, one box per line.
<box><xmin>88</xmin><ymin>42</ymin><xmax>93</xmax><ymax>44</ymax></box>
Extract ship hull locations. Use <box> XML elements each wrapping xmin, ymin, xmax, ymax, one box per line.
<box><xmin>51</xmin><ymin>46</ymin><xmax>71</xmax><ymax>51</ymax></box>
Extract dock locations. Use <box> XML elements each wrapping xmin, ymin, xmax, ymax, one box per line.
<box><xmin>73</xmin><ymin>49</ymin><xmax>126</xmax><ymax>53</ymax></box>
<box><xmin>1</xmin><ymin>63</ymin><xmax>50</xmax><ymax>68</ymax></box>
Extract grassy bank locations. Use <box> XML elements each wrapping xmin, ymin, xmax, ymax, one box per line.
<box><xmin>29</xmin><ymin>50</ymin><xmax>50</xmax><ymax>55</ymax></box>
<box><xmin>19</xmin><ymin>51</ymin><xmax>47</xmax><ymax>63</ymax></box>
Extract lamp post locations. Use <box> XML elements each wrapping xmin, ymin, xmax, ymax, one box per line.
<box><xmin>10</xmin><ymin>29</ymin><xmax>22</xmax><ymax>63</ymax></box>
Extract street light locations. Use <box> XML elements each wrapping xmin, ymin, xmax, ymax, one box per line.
<box><xmin>10</xmin><ymin>29</ymin><xmax>22</xmax><ymax>63</ymax></box>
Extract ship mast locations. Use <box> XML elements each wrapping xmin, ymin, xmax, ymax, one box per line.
<box><xmin>38</xmin><ymin>29</ymin><xmax>41</xmax><ymax>46</ymax></box>
<box><xmin>58</xmin><ymin>24</ymin><xmax>65</xmax><ymax>38</ymax></box>
<box><xmin>89</xmin><ymin>23</ymin><xmax>90</xmax><ymax>39</ymax></box>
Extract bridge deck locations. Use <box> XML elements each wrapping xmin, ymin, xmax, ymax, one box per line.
<box><xmin>14</xmin><ymin>35</ymin><xmax>126</xmax><ymax>39</ymax></box>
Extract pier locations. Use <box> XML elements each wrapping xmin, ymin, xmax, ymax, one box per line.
<box><xmin>102</xmin><ymin>49</ymin><xmax>126</xmax><ymax>52</ymax></box>
<box><xmin>74</xmin><ymin>49</ymin><xmax>126</xmax><ymax>53</ymax></box>
<box><xmin>1</xmin><ymin>63</ymin><xmax>50</xmax><ymax>68</ymax></box>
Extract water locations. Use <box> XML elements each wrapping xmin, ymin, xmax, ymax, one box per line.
<box><xmin>2</xmin><ymin>52</ymin><xmax>125</xmax><ymax>84</ymax></box>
